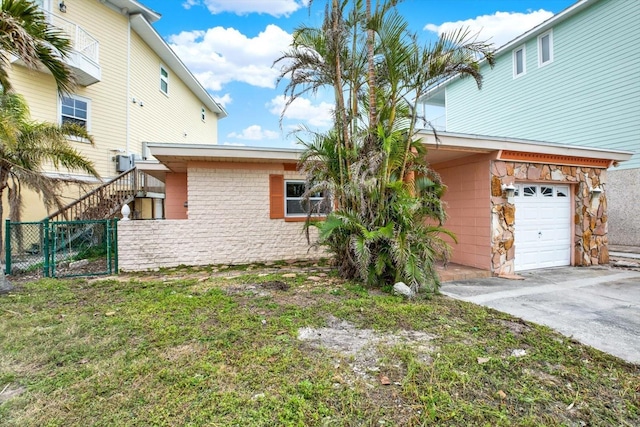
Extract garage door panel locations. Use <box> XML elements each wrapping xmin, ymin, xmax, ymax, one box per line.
<box><xmin>514</xmin><ymin>184</ymin><xmax>571</xmax><ymax>271</ymax></box>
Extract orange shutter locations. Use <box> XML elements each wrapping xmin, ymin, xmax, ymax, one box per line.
<box><xmin>269</xmin><ymin>174</ymin><xmax>285</xmax><ymax>219</ymax></box>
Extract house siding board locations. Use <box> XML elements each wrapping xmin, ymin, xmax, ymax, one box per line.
<box><xmin>118</xmin><ymin>166</ymin><xmax>321</xmax><ymax>270</ymax></box>
<box><xmin>446</xmin><ymin>0</ymin><xmax>640</xmax><ymax>170</ymax></box>
<box><xmin>9</xmin><ymin>1</ymin><xmax>129</xmax><ymax>177</ymax></box>
<box><xmin>5</xmin><ymin>1</ymin><xmax>222</xmax><ymax>222</ymax></box>
<box><xmin>129</xmin><ymin>31</ymin><xmax>218</xmax><ymax>154</ymax></box>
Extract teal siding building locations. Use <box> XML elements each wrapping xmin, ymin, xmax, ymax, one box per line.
<box><xmin>422</xmin><ymin>0</ymin><xmax>640</xmax><ymax>245</ymax></box>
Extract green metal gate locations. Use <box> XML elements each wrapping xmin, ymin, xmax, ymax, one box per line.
<box><xmin>5</xmin><ymin>219</ymin><xmax>118</xmax><ymax>278</ymax></box>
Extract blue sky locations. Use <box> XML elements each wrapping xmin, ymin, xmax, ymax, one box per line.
<box><xmin>141</xmin><ymin>0</ymin><xmax>576</xmax><ymax>148</ymax></box>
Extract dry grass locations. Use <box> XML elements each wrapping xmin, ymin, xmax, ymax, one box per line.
<box><xmin>1</xmin><ymin>265</ymin><xmax>638</xmax><ymax>426</ymax></box>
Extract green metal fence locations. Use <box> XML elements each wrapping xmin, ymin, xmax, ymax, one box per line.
<box><xmin>5</xmin><ymin>219</ymin><xmax>118</xmax><ymax>278</ymax></box>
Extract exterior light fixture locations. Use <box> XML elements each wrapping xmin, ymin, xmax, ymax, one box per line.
<box><xmin>59</xmin><ymin>1</ymin><xmax>67</xmax><ymax>12</ymax></box>
<box><xmin>589</xmin><ymin>186</ymin><xmax>603</xmax><ymax>201</ymax></box>
<box><xmin>502</xmin><ymin>183</ymin><xmax>516</xmax><ymax>203</ymax></box>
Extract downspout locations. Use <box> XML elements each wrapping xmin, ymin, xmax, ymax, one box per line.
<box><xmin>125</xmin><ymin>11</ymin><xmax>131</xmax><ymax>156</ymax></box>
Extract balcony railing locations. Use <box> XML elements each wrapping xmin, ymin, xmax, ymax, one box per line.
<box><xmin>47</xmin><ymin>11</ymin><xmax>99</xmax><ymax>64</ymax></box>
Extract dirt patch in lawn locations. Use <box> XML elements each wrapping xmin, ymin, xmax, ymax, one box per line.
<box><xmin>298</xmin><ymin>315</ymin><xmax>435</xmax><ymax>382</ymax></box>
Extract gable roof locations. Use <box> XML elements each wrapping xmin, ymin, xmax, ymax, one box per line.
<box><xmin>421</xmin><ymin>0</ymin><xmax>598</xmax><ymax>103</ymax></box>
<box><xmin>104</xmin><ymin>1</ymin><xmax>227</xmax><ymax>118</ymax></box>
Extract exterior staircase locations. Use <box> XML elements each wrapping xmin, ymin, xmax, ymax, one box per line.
<box><xmin>46</xmin><ymin>167</ymin><xmax>162</xmax><ymax>222</ymax></box>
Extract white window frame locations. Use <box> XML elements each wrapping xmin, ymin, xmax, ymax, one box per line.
<box><xmin>160</xmin><ymin>65</ymin><xmax>169</xmax><ymax>95</ymax></box>
<box><xmin>513</xmin><ymin>45</ymin><xmax>526</xmax><ymax>78</ymax></box>
<box><xmin>537</xmin><ymin>30</ymin><xmax>554</xmax><ymax>67</ymax></box>
<box><xmin>60</xmin><ymin>94</ymin><xmax>91</xmax><ymax>132</ymax></box>
<box><xmin>284</xmin><ymin>180</ymin><xmax>328</xmax><ymax>218</ymax></box>
<box><xmin>201</xmin><ymin>106</ymin><xmax>206</xmax><ymax>122</ymax></box>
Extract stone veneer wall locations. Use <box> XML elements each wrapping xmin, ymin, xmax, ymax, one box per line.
<box><xmin>118</xmin><ymin>166</ymin><xmax>321</xmax><ymax>271</ymax></box>
<box><xmin>490</xmin><ymin>161</ymin><xmax>608</xmax><ymax>275</ymax></box>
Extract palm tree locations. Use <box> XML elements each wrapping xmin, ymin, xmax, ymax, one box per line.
<box><xmin>0</xmin><ymin>90</ymin><xmax>98</xmax><ymax>255</ymax></box>
<box><xmin>277</xmin><ymin>0</ymin><xmax>494</xmax><ymax>293</ymax></box>
<box><xmin>0</xmin><ymin>0</ymin><xmax>75</xmax><ymax>94</ymax></box>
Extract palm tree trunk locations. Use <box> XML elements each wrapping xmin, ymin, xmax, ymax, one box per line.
<box><xmin>367</xmin><ymin>0</ymin><xmax>376</xmax><ymax>129</ymax></box>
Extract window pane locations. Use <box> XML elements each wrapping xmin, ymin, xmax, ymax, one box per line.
<box><xmin>161</xmin><ymin>80</ymin><xmax>168</xmax><ymax>93</ymax></box>
<box><xmin>160</xmin><ymin>67</ymin><xmax>168</xmax><ymax>78</ymax></box>
<box><xmin>62</xmin><ymin>116</ymin><xmax>86</xmax><ymax>128</ymax></box>
<box><xmin>524</xmin><ymin>186</ymin><xmax>536</xmax><ymax>197</ymax></box>
<box><xmin>515</xmin><ymin>50</ymin><xmax>524</xmax><ymax>74</ymax></box>
<box><xmin>286</xmin><ymin>200</ymin><xmax>305</xmax><ymax>215</ymax></box>
<box><xmin>556</xmin><ymin>187</ymin><xmax>568</xmax><ymax>197</ymax></box>
<box><xmin>286</xmin><ymin>182</ymin><xmax>305</xmax><ymax>198</ymax></box>
<box><xmin>61</xmin><ymin>105</ymin><xmax>74</xmax><ymax>115</ymax></box>
<box><xmin>541</xmin><ymin>186</ymin><xmax>553</xmax><ymax>197</ymax></box>
<box><xmin>541</xmin><ymin>35</ymin><xmax>550</xmax><ymax>63</ymax></box>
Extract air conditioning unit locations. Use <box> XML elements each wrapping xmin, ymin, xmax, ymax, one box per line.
<box><xmin>116</xmin><ymin>154</ymin><xmax>134</xmax><ymax>172</ymax></box>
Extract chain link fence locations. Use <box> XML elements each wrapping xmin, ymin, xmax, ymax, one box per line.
<box><xmin>5</xmin><ymin>219</ymin><xmax>118</xmax><ymax>279</ymax></box>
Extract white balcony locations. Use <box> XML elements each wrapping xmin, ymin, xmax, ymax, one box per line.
<box><xmin>48</xmin><ymin>12</ymin><xmax>101</xmax><ymax>86</ymax></box>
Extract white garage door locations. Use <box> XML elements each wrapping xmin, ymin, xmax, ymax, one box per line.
<box><xmin>514</xmin><ymin>184</ymin><xmax>571</xmax><ymax>271</ymax></box>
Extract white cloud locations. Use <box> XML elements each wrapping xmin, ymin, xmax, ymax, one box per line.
<box><xmin>215</xmin><ymin>93</ymin><xmax>232</xmax><ymax>107</ymax></box>
<box><xmin>184</xmin><ymin>0</ymin><xmax>309</xmax><ymax>17</ymax></box>
<box><xmin>267</xmin><ymin>95</ymin><xmax>333</xmax><ymax>128</ymax></box>
<box><xmin>168</xmin><ymin>25</ymin><xmax>291</xmax><ymax>91</ymax></box>
<box><xmin>424</xmin><ymin>9</ymin><xmax>554</xmax><ymax>48</ymax></box>
<box><xmin>222</xmin><ymin>142</ymin><xmax>246</xmax><ymax>146</ymax></box>
<box><xmin>228</xmin><ymin>125</ymin><xmax>280</xmax><ymax>140</ymax></box>
<box><xmin>182</xmin><ymin>0</ymin><xmax>199</xmax><ymax>10</ymax></box>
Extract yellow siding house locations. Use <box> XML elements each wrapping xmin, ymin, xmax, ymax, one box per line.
<box><xmin>8</xmin><ymin>0</ymin><xmax>226</xmax><ymax>221</ymax></box>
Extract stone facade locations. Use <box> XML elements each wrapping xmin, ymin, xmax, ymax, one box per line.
<box><xmin>490</xmin><ymin>161</ymin><xmax>608</xmax><ymax>275</ymax></box>
<box><xmin>118</xmin><ymin>166</ymin><xmax>321</xmax><ymax>271</ymax></box>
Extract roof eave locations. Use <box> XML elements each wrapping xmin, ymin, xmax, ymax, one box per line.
<box><xmin>104</xmin><ymin>0</ymin><xmax>161</xmax><ymax>23</ymax></box>
<box><xmin>146</xmin><ymin>143</ymin><xmax>301</xmax><ymax>162</ymax></box>
<box><xmin>418</xmin><ymin>130</ymin><xmax>633</xmax><ymax>162</ymax></box>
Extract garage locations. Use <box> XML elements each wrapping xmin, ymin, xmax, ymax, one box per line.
<box><xmin>514</xmin><ymin>184</ymin><xmax>572</xmax><ymax>271</ymax></box>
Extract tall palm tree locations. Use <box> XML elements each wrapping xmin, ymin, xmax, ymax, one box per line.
<box><xmin>0</xmin><ymin>90</ymin><xmax>98</xmax><ymax>254</ymax></box>
<box><xmin>277</xmin><ymin>0</ymin><xmax>494</xmax><ymax>292</ymax></box>
<box><xmin>0</xmin><ymin>0</ymin><xmax>75</xmax><ymax>94</ymax></box>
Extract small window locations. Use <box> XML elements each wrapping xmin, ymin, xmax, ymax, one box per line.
<box><xmin>160</xmin><ymin>65</ymin><xmax>169</xmax><ymax>94</ymax></box>
<box><xmin>556</xmin><ymin>186</ymin><xmax>568</xmax><ymax>197</ymax></box>
<box><xmin>513</xmin><ymin>46</ymin><xmax>526</xmax><ymax>78</ymax></box>
<box><xmin>61</xmin><ymin>95</ymin><xmax>89</xmax><ymax>129</ymax></box>
<box><xmin>538</xmin><ymin>30</ymin><xmax>553</xmax><ymax>66</ymax></box>
<box><xmin>201</xmin><ymin>107</ymin><xmax>206</xmax><ymax>121</ymax></box>
<box><xmin>541</xmin><ymin>186</ymin><xmax>553</xmax><ymax>197</ymax></box>
<box><xmin>523</xmin><ymin>186</ymin><xmax>536</xmax><ymax>197</ymax></box>
<box><xmin>285</xmin><ymin>180</ymin><xmax>328</xmax><ymax>217</ymax></box>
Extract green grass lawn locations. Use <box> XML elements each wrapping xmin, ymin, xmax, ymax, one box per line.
<box><xmin>1</xmin><ymin>263</ymin><xmax>638</xmax><ymax>426</ymax></box>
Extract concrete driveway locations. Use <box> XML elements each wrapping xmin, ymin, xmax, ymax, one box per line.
<box><xmin>441</xmin><ymin>266</ymin><xmax>640</xmax><ymax>364</ymax></box>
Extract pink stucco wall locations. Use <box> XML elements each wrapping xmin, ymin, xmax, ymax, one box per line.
<box><xmin>433</xmin><ymin>154</ymin><xmax>493</xmax><ymax>270</ymax></box>
<box><xmin>165</xmin><ymin>173</ymin><xmax>188</xmax><ymax>219</ymax></box>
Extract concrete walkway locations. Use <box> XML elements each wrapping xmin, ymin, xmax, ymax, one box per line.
<box><xmin>441</xmin><ymin>266</ymin><xmax>640</xmax><ymax>364</ymax></box>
